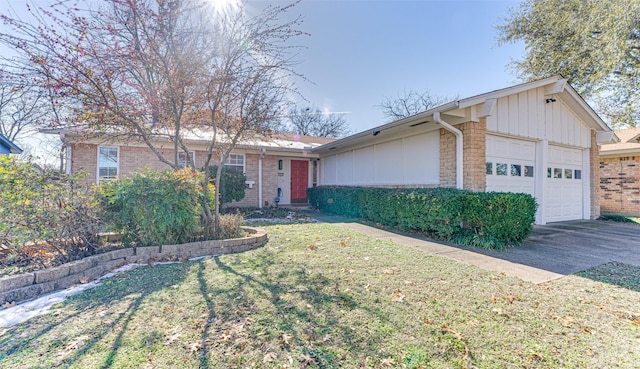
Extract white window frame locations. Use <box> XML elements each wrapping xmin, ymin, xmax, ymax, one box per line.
<box><xmin>97</xmin><ymin>146</ymin><xmax>119</xmax><ymax>182</ymax></box>
<box><xmin>224</xmin><ymin>153</ymin><xmax>245</xmax><ymax>173</ymax></box>
<box><xmin>178</xmin><ymin>151</ymin><xmax>195</xmax><ymax>169</ymax></box>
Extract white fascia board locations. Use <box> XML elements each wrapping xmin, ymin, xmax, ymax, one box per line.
<box><xmin>457</xmin><ymin>76</ymin><xmax>565</xmax><ymax>109</ymax></box>
<box><xmin>600</xmin><ymin>148</ymin><xmax>640</xmax><ymax>156</ymax></box>
<box><xmin>312</xmin><ymin>101</ymin><xmax>459</xmax><ymax>154</ymax></box>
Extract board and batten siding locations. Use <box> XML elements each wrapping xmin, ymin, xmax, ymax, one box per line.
<box><xmin>320</xmin><ymin>130</ymin><xmax>439</xmax><ymax>186</ymax></box>
<box><xmin>486</xmin><ymin>87</ymin><xmax>591</xmax><ymax>146</ymax></box>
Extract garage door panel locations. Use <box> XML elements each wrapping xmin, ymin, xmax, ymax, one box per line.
<box><xmin>486</xmin><ymin>135</ymin><xmax>535</xmax><ymax>196</ymax></box>
<box><xmin>545</xmin><ymin>145</ymin><xmax>583</xmax><ymax>222</ymax></box>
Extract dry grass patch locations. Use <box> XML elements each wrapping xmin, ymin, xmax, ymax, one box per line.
<box><xmin>1</xmin><ymin>223</ymin><xmax>639</xmax><ymax>368</ymax></box>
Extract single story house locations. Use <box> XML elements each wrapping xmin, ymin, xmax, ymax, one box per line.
<box><xmin>47</xmin><ymin>128</ymin><xmax>334</xmax><ymax>207</ymax></box>
<box><xmin>599</xmin><ymin>127</ymin><xmax>640</xmax><ymax>216</ymax></box>
<box><xmin>312</xmin><ymin>76</ymin><xmax>616</xmax><ymax>224</ymax></box>
<box><xmin>0</xmin><ymin>134</ymin><xmax>23</xmax><ymax>155</ymax></box>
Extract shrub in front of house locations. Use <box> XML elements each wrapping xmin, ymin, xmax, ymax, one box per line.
<box><xmin>307</xmin><ymin>186</ymin><xmax>537</xmax><ymax>249</ymax></box>
<box><xmin>97</xmin><ymin>168</ymin><xmax>203</xmax><ymax>247</ymax></box>
<box><xmin>0</xmin><ymin>156</ymin><xmax>102</xmax><ymax>267</ymax></box>
<box><xmin>207</xmin><ymin>165</ymin><xmax>247</xmax><ymax>205</ymax></box>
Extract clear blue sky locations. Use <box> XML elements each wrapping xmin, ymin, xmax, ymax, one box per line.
<box><xmin>249</xmin><ymin>0</ymin><xmax>525</xmax><ymax>133</ymax></box>
<box><xmin>3</xmin><ymin>0</ymin><xmax>525</xmax><ymax>136</ymax></box>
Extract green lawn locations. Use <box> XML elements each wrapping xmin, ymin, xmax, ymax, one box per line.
<box><xmin>1</xmin><ymin>222</ymin><xmax>640</xmax><ymax>368</ymax></box>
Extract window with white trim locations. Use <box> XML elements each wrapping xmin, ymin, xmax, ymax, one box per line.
<box><xmin>178</xmin><ymin>151</ymin><xmax>195</xmax><ymax>168</ymax></box>
<box><xmin>98</xmin><ymin>147</ymin><xmax>118</xmax><ymax>181</ymax></box>
<box><xmin>224</xmin><ymin>154</ymin><xmax>245</xmax><ymax>172</ymax></box>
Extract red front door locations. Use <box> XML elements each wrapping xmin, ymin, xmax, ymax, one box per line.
<box><xmin>290</xmin><ymin>160</ymin><xmax>309</xmax><ymax>203</ymax></box>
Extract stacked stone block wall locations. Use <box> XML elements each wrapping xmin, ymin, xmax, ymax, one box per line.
<box><xmin>0</xmin><ymin>228</ymin><xmax>267</xmax><ymax>306</ymax></box>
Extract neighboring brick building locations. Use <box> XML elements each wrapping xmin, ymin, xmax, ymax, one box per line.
<box><xmin>600</xmin><ymin>127</ymin><xmax>640</xmax><ymax>216</ymax></box>
<box><xmin>48</xmin><ymin>130</ymin><xmax>334</xmax><ymax>208</ymax></box>
<box><xmin>313</xmin><ymin>76</ymin><xmax>616</xmax><ymax>225</ymax></box>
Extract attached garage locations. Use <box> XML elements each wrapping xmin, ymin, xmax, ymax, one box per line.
<box><xmin>313</xmin><ymin>76</ymin><xmax>617</xmax><ymax>225</ymax></box>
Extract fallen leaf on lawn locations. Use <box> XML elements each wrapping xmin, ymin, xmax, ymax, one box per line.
<box><xmin>631</xmin><ymin>320</ymin><xmax>640</xmax><ymax>326</ymax></box>
<box><xmin>380</xmin><ymin>357</ymin><xmax>395</xmax><ymax>367</ymax></box>
<box><xmin>390</xmin><ymin>290</ymin><xmax>405</xmax><ymax>302</ymax></box>
<box><xmin>530</xmin><ymin>351</ymin><xmax>544</xmax><ymax>361</ymax></box>
<box><xmin>382</xmin><ymin>269</ymin><xmax>394</xmax><ymax>275</ymax></box>
<box><xmin>503</xmin><ymin>293</ymin><xmax>516</xmax><ymax>304</ymax></box>
<box><xmin>554</xmin><ymin>316</ymin><xmax>575</xmax><ymax>328</ymax></box>
<box><xmin>322</xmin><ymin>334</ymin><xmax>332</xmax><ymax>342</ymax></box>
<box><xmin>279</xmin><ymin>333</ymin><xmax>294</xmax><ymax>345</ymax></box>
<box><xmin>492</xmin><ymin>307</ymin><xmax>508</xmax><ymax>316</ymax></box>
<box><xmin>404</xmin><ymin>280</ymin><xmax>415</xmax><ymax>286</ymax></box>
<box><xmin>188</xmin><ymin>341</ymin><xmax>202</xmax><ymax>353</ymax></box>
<box><xmin>340</xmin><ymin>241</ymin><xmax>346</xmax><ymax>247</ymax></box>
<box><xmin>300</xmin><ymin>353</ymin><xmax>315</xmax><ymax>366</ymax></box>
<box><xmin>263</xmin><ymin>352</ymin><xmax>277</xmax><ymax>363</ymax></box>
<box><xmin>364</xmin><ymin>256</ymin><xmax>370</xmax><ymax>261</ymax></box>
<box><xmin>307</xmin><ymin>244</ymin><xmax>318</xmax><ymax>250</ymax></box>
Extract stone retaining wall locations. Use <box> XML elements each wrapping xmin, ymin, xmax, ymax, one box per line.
<box><xmin>0</xmin><ymin>227</ymin><xmax>267</xmax><ymax>306</ymax></box>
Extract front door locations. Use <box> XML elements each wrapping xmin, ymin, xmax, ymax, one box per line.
<box><xmin>290</xmin><ymin>160</ymin><xmax>309</xmax><ymax>203</ymax></box>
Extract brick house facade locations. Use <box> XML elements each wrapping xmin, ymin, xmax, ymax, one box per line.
<box><xmin>56</xmin><ymin>133</ymin><xmax>334</xmax><ymax>208</ymax></box>
<box><xmin>599</xmin><ymin>128</ymin><xmax>640</xmax><ymax>216</ymax></box>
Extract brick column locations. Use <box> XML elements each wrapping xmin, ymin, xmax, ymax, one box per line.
<box><xmin>439</xmin><ymin>129</ymin><xmax>456</xmax><ymax>187</ymax></box>
<box><xmin>460</xmin><ymin>119</ymin><xmax>487</xmax><ymax>192</ymax></box>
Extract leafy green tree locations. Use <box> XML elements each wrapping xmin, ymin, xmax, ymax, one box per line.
<box><xmin>497</xmin><ymin>0</ymin><xmax>640</xmax><ymax>127</ymax></box>
<box><xmin>207</xmin><ymin>165</ymin><xmax>247</xmax><ymax>205</ymax></box>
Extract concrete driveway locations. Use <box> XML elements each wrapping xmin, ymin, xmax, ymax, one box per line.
<box><xmin>477</xmin><ymin>220</ymin><xmax>640</xmax><ymax>276</ymax></box>
<box><xmin>312</xmin><ymin>213</ymin><xmax>639</xmax><ymax>283</ymax></box>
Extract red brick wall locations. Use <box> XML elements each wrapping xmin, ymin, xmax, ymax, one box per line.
<box><xmin>600</xmin><ymin>155</ymin><xmax>640</xmax><ymax>216</ymax></box>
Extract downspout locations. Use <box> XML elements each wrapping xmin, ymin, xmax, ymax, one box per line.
<box><xmin>258</xmin><ymin>148</ymin><xmax>266</xmax><ymax>209</ymax></box>
<box><xmin>433</xmin><ymin>111</ymin><xmax>463</xmax><ymax>189</ymax></box>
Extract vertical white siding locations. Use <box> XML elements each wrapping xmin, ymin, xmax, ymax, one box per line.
<box><xmin>353</xmin><ymin>146</ymin><xmax>374</xmax><ymax>184</ymax></box>
<box><xmin>335</xmin><ymin>152</ymin><xmax>353</xmax><ymax>184</ymax></box>
<box><xmin>319</xmin><ymin>130</ymin><xmax>439</xmax><ymax>186</ymax></box>
<box><xmin>487</xmin><ymin>87</ymin><xmax>591</xmax><ymax>148</ymax></box>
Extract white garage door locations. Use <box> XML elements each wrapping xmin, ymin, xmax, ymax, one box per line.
<box><xmin>545</xmin><ymin>145</ymin><xmax>583</xmax><ymax>222</ymax></box>
<box><xmin>486</xmin><ymin>135</ymin><xmax>536</xmax><ymax>196</ymax></box>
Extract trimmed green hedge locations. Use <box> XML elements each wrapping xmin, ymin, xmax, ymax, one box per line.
<box><xmin>307</xmin><ymin>186</ymin><xmax>537</xmax><ymax>249</ymax></box>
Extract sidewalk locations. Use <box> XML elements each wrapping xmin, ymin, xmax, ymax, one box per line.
<box><xmin>310</xmin><ymin>214</ymin><xmax>565</xmax><ymax>284</ymax></box>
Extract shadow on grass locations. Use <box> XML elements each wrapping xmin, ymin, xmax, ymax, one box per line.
<box><xmin>211</xmin><ymin>252</ymin><xmax>389</xmax><ymax>365</ymax></box>
<box><xmin>0</xmin><ymin>262</ymin><xmax>191</xmax><ymax>367</ymax></box>
<box><xmin>576</xmin><ymin>262</ymin><xmax>640</xmax><ymax>293</ymax></box>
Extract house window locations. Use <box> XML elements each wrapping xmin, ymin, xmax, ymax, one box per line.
<box><xmin>575</xmin><ymin>169</ymin><xmax>582</xmax><ymax>180</ymax></box>
<box><xmin>511</xmin><ymin>164</ymin><xmax>522</xmax><ymax>177</ymax></box>
<box><xmin>496</xmin><ymin>163</ymin><xmax>507</xmax><ymax>176</ymax></box>
<box><xmin>524</xmin><ymin>165</ymin><xmax>534</xmax><ymax>177</ymax></box>
<box><xmin>553</xmin><ymin>168</ymin><xmax>562</xmax><ymax>179</ymax></box>
<box><xmin>98</xmin><ymin>147</ymin><xmax>118</xmax><ymax>181</ymax></box>
<box><xmin>564</xmin><ymin>169</ymin><xmax>573</xmax><ymax>179</ymax></box>
<box><xmin>225</xmin><ymin>154</ymin><xmax>245</xmax><ymax>172</ymax></box>
<box><xmin>547</xmin><ymin>168</ymin><xmax>552</xmax><ymax>178</ymax></box>
<box><xmin>178</xmin><ymin>151</ymin><xmax>195</xmax><ymax>168</ymax></box>
<box><xmin>486</xmin><ymin>162</ymin><xmax>493</xmax><ymax>175</ymax></box>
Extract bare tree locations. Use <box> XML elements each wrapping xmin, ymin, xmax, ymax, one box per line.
<box><xmin>286</xmin><ymin>106</ymin><xmax>350</xmax><ymax>138</ymax></box>
<box><xmin>378</xmin><ymin>89</ymin><xmax>457</xmax><ymax>120</ymax></box>
<box><xmin>0</xmin><ymin>80</ymin><xmax>50</xmax><ymax>141</ymax></box>
<box><xmin>0</xmin><ymin>0</ymin><xmax>304</xmax><ymax>234</ymax></box>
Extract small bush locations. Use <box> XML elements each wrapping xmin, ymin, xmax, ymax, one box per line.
<box><xmin>308</xmin><ymin>186</ymin><xmax>537</xmax><ymax>249</ymax></box>
<box><xmin>217</xmin><ymin>213</ymin><xmax>246</xmax><ymax>239</ymax></box>
<box><xmin>98</xmin><ymin>168</ymin><xmax>202</xmax><ymax>246</ymax></box>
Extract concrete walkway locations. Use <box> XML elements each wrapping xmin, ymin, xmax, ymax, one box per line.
<box><xmin>311</xmin><ymin>214</ymin><xmax>640</xmax><ymax>284</ymax></box>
